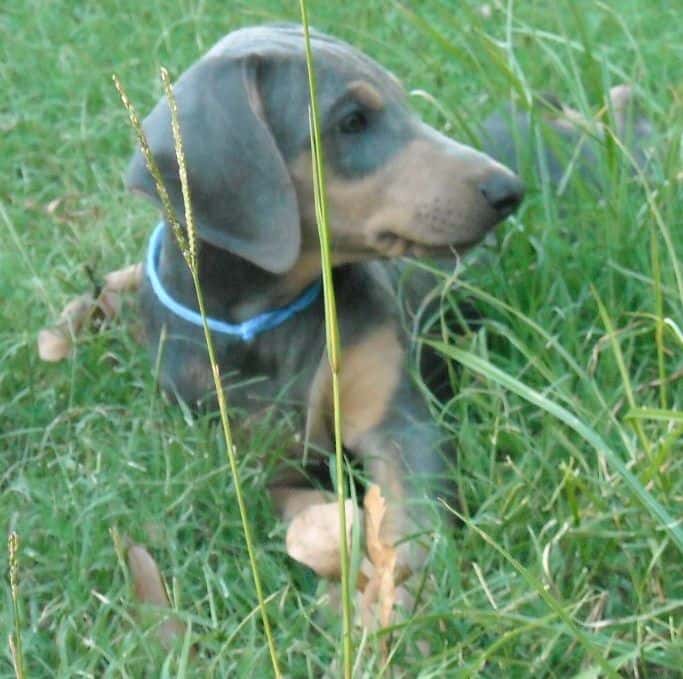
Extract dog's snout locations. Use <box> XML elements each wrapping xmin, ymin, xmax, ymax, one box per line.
<box><xmin>479</xmin><ymin>172</ymin><xmax>525</xmax><ymax>216</ymax></box>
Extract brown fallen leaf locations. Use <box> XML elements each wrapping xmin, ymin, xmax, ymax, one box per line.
<box><xmin>377</xmin><ymin>551</ymin><xmax>397</xmax><ymax>630</ymax></box>
<box><xmin>43</xmin><ymin>194</ymin><xmax>102</xmax><ymax>225</ymax></box>
<box><xmin>361</xmin><ymin>485</ymin><xmax>398</xmax><ymax>632</ymax></box>
<box><xmin>60</xmin><ymin>293</ymin><xmax>98</xmax><ymax>326</ymax></box>
<box><xmin>37</xmin><ymin>327</ymin><xmax>73</xmax><ymax>362</ymax></box>
<box><xmin>364</xmin><ymin>485</ymin><xmax>390</xmax><ymax>569</ymax></box>
<box><xmin>286</xmin><ymin>499</ymin><xmax>357</xmax><ymax>578</ymax></box>
<box><xmin>45</xmin><ymin>196</ymin><xmax>64</xmax><ymax>215</ymax></box>
<box><xmin>128</xmin><ymin>544</ymin><xmax>171</xmax><ymax>607</ymax></box>
<box><xmin>357</xmin><ymin>580</ymin><xmax>416</xmax><ymax>632</ymax></box>
<box><xmin>37</xmin><ymin>262</ymin><xmax>142</xmax><ymax>362</ymax></box>
<box><xmin>105</xmin><ymin>263</ymin><xmax>142</xmax><ymax>293</ymax></box>
<box><xmin>97</xmin><ymin>289</ymin><xmax>122</xmax><ymax>319</ymax></box>
<box><xmin>271</xmin><ymin>487</ymin><xmax>334</xmax><ymax>523</ymax></box>
<box><xmin>37</xmin><ymin>293</ymin><xmax>95</xmax><ymax>362</ymax></box>
<box><xmin>126</xmin><ymin>544</ymin><xmax>188</xmax><ymax>649</ymax></box>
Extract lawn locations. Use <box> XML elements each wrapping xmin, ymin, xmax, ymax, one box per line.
<box><xmin>1</xmin><ymin>0</ymin><xmax>682</xmax><ymax>676</ymax></box>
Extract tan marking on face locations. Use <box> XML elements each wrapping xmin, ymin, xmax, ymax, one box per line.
<box><xmin>288</xmin><ymin>127</ymin><xmax>514</xmax><ymax>264</ymax></box>
<box><xmin>282</xmin><ymin>152</ymin><xmax>349</xmax><ymax>288</ymax></box>
<box><xmin>287</xmin><ymin>151</ymin><xmax>320</xmax><ymax>247</ymax></box>
<box><xmin>340</xmin><ymin>325</ymin><xmax>404</xmax><ymax>447</ymax></box>
<box><xmin>347</xmin><ymin>80</ymin><xmax>384</xmax><ymax>110</ymax></box>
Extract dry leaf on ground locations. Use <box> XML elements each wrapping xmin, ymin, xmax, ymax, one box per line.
<box><xmin>286</xmin><ymin>499</ymin><xmax>357</xmax><ymax>578</ymax></box>
<box><xmin>285</xmin><ymin>484</ymin><xmax>411</xmax><ymax>647</ymax></box>
<box><xmin>105</xmin><ymin>263</ymin><xmax>142</xmax><ymax>292</ymax></box>
<box><xmin>37</xmin><ymin>326</ymin><xmax>74</xmax><ymax>362</ymax></box>
<box><xmin>37</xmin><ymin>263</ymin><xmax>142</xmax><ymax>362</ymax></box>
<box><xmin>126</xmin><ymin>543</ymin><xmax>188</xmax><ymax>649</ymax></box>
<box><xmin>37</xmin><ymin>293</ymin><xmax>95</xmax><ymax>362</ymax></box>
<box><xmin>361</xmin><ymin>484</ymin><xmax>398</xmax><ymax>631</ymax></box>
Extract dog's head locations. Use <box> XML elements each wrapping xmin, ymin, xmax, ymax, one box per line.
<box><xmin>127</xmin><ymin>24</ymin><xmax>523</xmax><ymax>275</ymax></box>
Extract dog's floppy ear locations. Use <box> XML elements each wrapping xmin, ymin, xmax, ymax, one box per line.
<box><xmin>126</xmin><ymin>55</ymin><xmax>300</xmax><ymax>274</ymax></box>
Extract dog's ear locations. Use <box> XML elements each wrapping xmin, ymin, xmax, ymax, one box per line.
<box><xmin>126</xmin><ymin>55</ymin><xmax>300</xmax><ymax>274</ymax></box>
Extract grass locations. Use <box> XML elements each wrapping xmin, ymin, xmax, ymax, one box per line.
<box><xmin>1</xmin><ymin>0</ymin><xmax>682</xmax><ymax>676</ymax></box>
<box><xmin>299</xmin><ymin>4</ymin><xmax>354</xmax><ymax>675</ymax></box>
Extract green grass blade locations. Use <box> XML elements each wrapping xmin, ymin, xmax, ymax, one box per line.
<box><xmin>159</xmin><ymin>69</ymin><xmax>282</xmax><ymax>678</ymax></box>
<box><xmin>426</xmin><ymin>340</ymin><xmax>683</xmax><ymax>554</ymax></box>
<box><xmin>591</xmin><ymin>286</ymin><xmax>655</xmax><ymax>471</ymax></box>
<box><xmin>299</xmin><ymin>3</ymin><xmax>353</xmax><ymax>677</ymax></box>
<box><xmin>445</xmin><ymin>511</ymin><xmax>620</xmax><ymax>678</ymax></box>
<box><xmin>626</xmin><ymin>407</ymin><xmax>683</xmax><ymax>423</ymax></box>
<box><xmin>8</xmin><ymin>532</ymin><xmax>26</xmax><ymax>679</ymax></box>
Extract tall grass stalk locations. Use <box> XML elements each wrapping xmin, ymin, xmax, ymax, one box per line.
<box><xmin>113</xmin><ymin>74</ymin><xmax>281</xmax><ymax>678</ymax></box>
<box><xmin>298</xmin><ymin>3</ymin><xmax>353</xmax><ymax>677</ymax></box>
<box><xmin>8</xmin><ymin>532</ymin><xmax>26</xmax><ymax>679</ymax></box>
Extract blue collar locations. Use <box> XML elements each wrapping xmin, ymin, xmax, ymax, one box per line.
<box><xmin>145</xmin><ymin>222</ymin><xmax>322</xmax><ymax>341</ymax></box>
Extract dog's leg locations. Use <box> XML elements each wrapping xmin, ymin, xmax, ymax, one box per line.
<box><xmin>335</xmin><ymin>323</ymin><xmax>452</xmax><ymax>576</ymax></box>
<box><xmin>351</xmin><ymin>417</ymin><xmax>451</xmax><ymax>578</ymax></box>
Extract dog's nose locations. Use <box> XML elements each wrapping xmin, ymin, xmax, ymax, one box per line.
<box><xmin>479</xmin><ymin>172</ymin><xmax>525</xmax><ymax>216</ymax></box>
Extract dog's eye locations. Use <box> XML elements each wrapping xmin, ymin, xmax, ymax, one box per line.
<box><xmin>338</xmin><ymin>110</ymin><xmax>368</xmax><ymax>134</ymax></box>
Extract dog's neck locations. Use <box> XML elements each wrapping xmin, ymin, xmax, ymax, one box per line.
<box><xmin>158</xmin><ymin>225</ymin><xmax>321</xmax><ymax>323</ymax></box>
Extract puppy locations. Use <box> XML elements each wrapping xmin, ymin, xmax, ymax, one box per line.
<box><xmin>127</xmin><ymin>24</ymin><xmax>523</xmax><ymax>575</ymax></box>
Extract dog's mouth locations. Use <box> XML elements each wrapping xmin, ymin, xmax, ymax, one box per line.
<box><xmin>330</xmin><ymin>228</ymin><xmax>497</xmax><ymax>263</ymax></box>
<box><xmin>372</xmin><ymin>231</ymin><xmax>485</xmax><ymax>258</ymax></box>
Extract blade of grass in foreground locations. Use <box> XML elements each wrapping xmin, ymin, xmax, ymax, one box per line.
<box><xmin>114</xmin><ymin>74</ymin><xmax>281</xmax><ymax>677</ymax></box>
<box><xmin>626</xmin><ymin>407</ymin><xmax>683</xmax><ymax>424</ymax></box>
<box><xmin>299</xmin><ymin>3</ymin><xmax>353</xmax><ymax>677</ymax></box>
<box><xmin>592</xmin><ymin>287</ymin><xmax>655</xmax><ymax>476</ymax></box>
<box><xmin>426</xmin><ymin>341</ymin><xmax>683</xmax><ymax>555</ymax></box>
<box><xmin>8</xmin><ymin>532</ymin><xmax>26</xmax><ymax>679</ymax></box>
